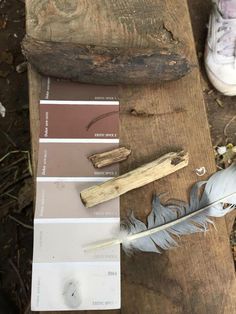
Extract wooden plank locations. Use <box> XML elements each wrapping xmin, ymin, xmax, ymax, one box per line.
<box><xmin>26</xmin><ymin>0</ymin><xmax>182</xmax><ymax>49</ymax></box>
<box><xmin>26</xmin><ymin>1</ymin><xmax>236</xmax><ymax>313</ymax></box>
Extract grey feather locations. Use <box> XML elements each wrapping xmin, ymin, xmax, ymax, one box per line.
<box><xmin>121</xmin><ymin>164</ymin><xmax>236</xmax><ymax>253</ymax></box>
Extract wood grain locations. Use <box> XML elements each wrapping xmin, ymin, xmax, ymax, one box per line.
<box><xmin>25</xmin><ymin>0</ymin><xmax>236</xmax><ymax>313</ymax></box>
<box><xmin>22</xmin><ymin>36</ymin><xmax>191</xmax><ymax>85</ymax></box>
<box><xmin>25</xmin><ymin>0</ymin><xmax>180</xmax><ymax>49</ymax></box>
<box><xmin>81</xmin><ymin>151</ymin><xmax>189</xmax><ymax>208</ymax></box>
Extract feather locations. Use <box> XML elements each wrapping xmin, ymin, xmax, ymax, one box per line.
<box><xmin>84</xmin><ymin>164</ymin><xmax>236</xmax><ymax>253</ymax></box>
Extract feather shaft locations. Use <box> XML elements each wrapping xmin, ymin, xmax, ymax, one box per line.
<box><xmin>84</xmin><ymin>238</ymin><xmax>121</xmax><ymax>252</ymax></box>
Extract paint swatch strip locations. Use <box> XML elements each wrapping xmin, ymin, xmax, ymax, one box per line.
<box><xmin>31</xmin><ymin>78</ymin><xmax>121</xmax><ymax>311</ymax></box>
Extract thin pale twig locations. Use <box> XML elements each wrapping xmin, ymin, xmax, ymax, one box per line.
<box><xmin>23</xmin><ymin>301</ymin><xmax>31</xmax><ymax>314</ymax></box>
<box><xmin>0</xmin><ymin>129</ymin><xmax>17</xmax><ymax>147</ymax></box>
<box><xmin>0</xmin><ymin>150</ymin><xmax>29</xmax><ymax>163</ymax></box>
<box><xmin>224</xmin><ymin>115</ymin><xmax>236</xmax><ymax>138</ymax></box>
<box><xmin>8</xmin><ymin>215</ymin><xmax>33</xmax><ymax>230</ymax></box>
<box><xmin>0</xmin><ymin>173</ymin><xmax>30</xmax><ymax>194</ymax></box>
<box><xmin>4</xmin><ymin>192</ymin><xmax>18</xmax><ymax>201</ymax></box>
<box><xmin>0</xmin><ymin>150</ymin><xmax>32</xmax><ymax>177</ymax></box>
<box><xmin>9</xmin><ymin>259</ymin><xmax>28</xmax><ymax>301</ymax></box>
<box><xmin>0</xmin><ymin>156</ymin><xmax>26</xmax><ymax>173</ymax></box>
<box><xmin>26</xmin><ymin>151</ymin><xmax>33</xmax><ymax>176</ymax></box>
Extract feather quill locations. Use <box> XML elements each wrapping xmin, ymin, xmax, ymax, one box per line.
<box><xmin>84</xmin><ymin>164</ymin><xmax>236</xmax><ymax>253</ymax></box>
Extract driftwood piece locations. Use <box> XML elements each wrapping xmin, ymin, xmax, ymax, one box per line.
<box><xmin>81</xmin><ymin>151</ymin><xmax>189</xmax><ymax>208</ymax></box>
<box><xmin>22</xmin><ymin>36</ymin><xmax>191</xmax><ymax>85</ymax></box>
<box><xmin>89</xmin><ymin>147</ymin><xmax>131</xmax><ymax>168</ymax></box>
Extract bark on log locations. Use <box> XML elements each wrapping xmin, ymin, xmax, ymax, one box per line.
<box><xmin>81</xmin><ymin>151</ymin><xmax>189</xmax><ymax>208</ymax></box>
<box><xmin>89</xmin><ymin>147</ymin><xmax>131</xmax><ymax>168</ymax></box>
<box><xmin>22</xmin><ymin>36</ymin><xmax>191</xmax><ymax>85</ymax></box>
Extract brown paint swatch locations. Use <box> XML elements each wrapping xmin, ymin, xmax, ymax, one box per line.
<box><xmin>40</xmin><ymin>104</ymin><xmax>119</xmax><ymax>139</ymax></box>
<box><xmin>41</xmin><ymin>77</ymin><xmax>119</xmax><ymax>101</ymax></box>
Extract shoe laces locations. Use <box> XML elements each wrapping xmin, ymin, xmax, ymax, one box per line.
<box><xmin>216</xmin><ymin>17</ymin><xmax>236</xmax><ymax>60</ymax></box>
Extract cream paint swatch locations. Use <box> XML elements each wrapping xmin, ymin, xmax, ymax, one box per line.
<box><xmin>31</xmin><ymin>77</ymin><xmax>121</xmax><ymax>311</ymax></box>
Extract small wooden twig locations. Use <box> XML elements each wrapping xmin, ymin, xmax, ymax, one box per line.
<box><xmin>0</xmin><ymin>173</ymin><xmax>31</xmax><ymax>194</ymax></box>
<box><xmin>224</xmin><ymin>115</ymin><xmax>236</xmax><ymax>138</ymax></box>
<box><xmin>81</xmin><ymin>151</ymin><xmax>189</xmax><ymax>208</ymax></box>
<box><xmin>0</xmin><ymin>129</ymin><xmax>17</xmax><ymax>147</ymax></box>
<box><xmin>89</xmin><ymin>147</ymin><xmax>131</xmax><ymax>168</ymax></box>
<box><xmin>9</xmin><ymin>259</ymin><xmax>28</xmax><ymax>301</ymax></box>
<box><xmin>23</xmin><ymin>302</ymin><xmax>31</xmax><ymax>314</ymax></box>
<box><xmin>0</xmin><ymin>150</ymin><xmax>31</xmax><ymax>173</ymax></box>
<box><xmin>8</xmin><ymin>215</ymin><xmax>33</xmax><ymax>230</ymax></box>
<box><xmin>0</xmin><ymin>156</ymin><xmax>26</xmax><ymax>174</ymax></box>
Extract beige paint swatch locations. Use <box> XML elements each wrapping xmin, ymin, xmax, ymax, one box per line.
<box><xmin>35</xmin><ymin>181</ymin><xmax>119</xmax><ymax>219</ymax></box>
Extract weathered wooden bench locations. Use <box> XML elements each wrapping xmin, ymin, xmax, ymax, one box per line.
<box><xmin>25</xmin><ymin>0</ymin><xmax>236</xmax><ymax>313</ymax></box>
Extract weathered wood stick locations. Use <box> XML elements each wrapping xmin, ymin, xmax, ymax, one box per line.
<box><xmin>81</xmin><ymin>151</ymin><xmax>189</xmax><ymax>208</ymax></box>
<box><xmin>22</xmin><ymin>36</ymin><xmax>191</xmax><ymax>85</ymax></box>
<box><xmin>89</xmin><ymin>147</ymin><xmax>131</xmax><ymax>168</ymax></box>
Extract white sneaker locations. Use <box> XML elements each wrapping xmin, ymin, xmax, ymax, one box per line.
<box><xmin>205</xmin><ymin>0</ymin><xmax>236</xmax><ymax>95</ymax></box>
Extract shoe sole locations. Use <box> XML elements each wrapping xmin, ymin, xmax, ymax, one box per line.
<box><xmin>205</xmin><ymin>64</ymin><xmax>236</xmax><ymax>96</ymax></box>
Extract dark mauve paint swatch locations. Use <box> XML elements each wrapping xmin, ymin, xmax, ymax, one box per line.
<box><xmin>40</xmin><ymin>104</ymin><xmax>119</xmax><ymax>139</ymax></box>
<box><xmin>41</xmin><ymin>77</ymin><xmax>119</xmax><ymax>101</ymax></box>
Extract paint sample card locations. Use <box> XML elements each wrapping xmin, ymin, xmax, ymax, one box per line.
<box><xmin>37</xmin><ymin>142</ymin><xmax>119</xmax><ymax>178</ymax></box>
<box><xmin>33</xmin><ymin>222</ymin><xmax>120</xmax><ymax>263</ymax></box>
<box><xmin>31</xmin><ymin>262</ymin><xmax>120</xmax><ymax>311</ymax></box>
<box><xmin>40</xmin><ymin>104</ymin><xmax>119</xmax><ymax>139</ymax></box>
<box><xmin>35</xmin><ymin>181</ymin><xmax>119</xmax><ymax>219</ymax></box>
<box><xmin>31</xmin><ymin>77</ymin><xmax>121</xmax><ymax>311</ymax></box>
<box><xmin>41</xmin><ymin>77</ymin><xmax>119</xmax><ymax>101</ymax></box>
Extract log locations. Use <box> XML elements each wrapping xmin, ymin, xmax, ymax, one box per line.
<box><xmin>81</xmin><ymin>151</ymin><xmax>189</xmax><ymax>208</ymax></box>
<box><xmin>89</xmin><ymin>147</ymin><xmax>131</xmax><ymax>168</ymax></box>
<box><xmin>22</xmin><ymin>36</ymin><xmax>191</xmax><ymax>85</ymax></box>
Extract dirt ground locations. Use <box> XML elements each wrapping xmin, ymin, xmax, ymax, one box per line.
<box><xmin>0</xmin><ymin>0</ymin><xmax>235</xmax><ymax>313</ymax></box>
